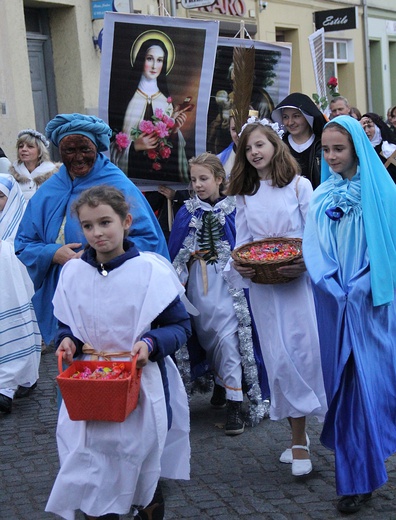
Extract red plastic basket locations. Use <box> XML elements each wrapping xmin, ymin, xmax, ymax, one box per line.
<box><xmin>56</xmin><ymin>354</ymin><xmax>142</xmax><ymax>422</ymax></box>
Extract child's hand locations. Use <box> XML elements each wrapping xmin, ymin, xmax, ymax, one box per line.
<box><xmin>232</xmin><ymin>260</ymin><xmax>256</xmax><ymax>279</ymax></box>
<box><xmin>277</xmin><ymin>257</ymin><xmax>306</xmax><ymax>278</ymax></box>
<box><xmin>158</xmin><ymin>185</ymin><xmax>176</xmax><ymax>200</ymax></box>
<box><xmin>53</xmin><ymin>243</ymin><xmax>82</xmax><ymax>265</ymax></box>
<box><xmin>56</xmin><ymin>337</ymin><xmax>77</xmax><ymax>365</ymax></box>
<box><xmin>131</xmin><ymin>341</ymin><xmax>150</xmax><ymax>368</ymax></box>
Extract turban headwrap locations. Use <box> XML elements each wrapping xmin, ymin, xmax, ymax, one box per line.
<box><xmin>45</xmin><ymin>113</ymin><xmax>112</xmax><ymax>152</ymax></box>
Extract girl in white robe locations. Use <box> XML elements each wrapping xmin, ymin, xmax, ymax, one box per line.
<box><xmin>0</xmin><ymin>174</ymin><xmax>41</xmax><ymax>414</ymax></box>
<box><xmin>45</xmin><ymin>185</ymin><xmax>191</xmax><ymax>520</ymax></box>
<box><xmin>227</xmin><ymin>119</ymin><xmax>327</xmax><ymax>478</ymax></box>
<box><xmin>168</xmin><ymin>153</ymin><xmax>268</xmax><ymax>435</ymax></box>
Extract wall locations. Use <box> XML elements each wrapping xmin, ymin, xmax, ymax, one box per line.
<box><xmin>0</xmin><ymin>0</ymin><xmax>394</xmax><ymax>159</ymax></box>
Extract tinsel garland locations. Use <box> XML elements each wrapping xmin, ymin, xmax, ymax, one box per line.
<box><xmin>173</xmin><ymin>196</ymin><xmax>269</xmax><ymax>425</ymax></box>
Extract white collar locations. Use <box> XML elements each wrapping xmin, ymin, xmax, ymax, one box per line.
<box><xmin>288</xmin><ymin>134</ymin><xmax>315</xmax><ymax>153</ymax></box>
<box><xmin>138</xmin><ymin>76</ymin><xmax>160</xmax><ymax>97</ymax></box>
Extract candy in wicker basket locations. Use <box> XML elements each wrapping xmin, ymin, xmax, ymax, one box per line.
<box><xmin>231</xmin><ymin>237</ymin><xmax>302</xmax><ymax>284</ymax></box>
<box><xmin>56</xmin><ymin>355</ymin><xmax>142</xmax><ymax>422</ymax></box>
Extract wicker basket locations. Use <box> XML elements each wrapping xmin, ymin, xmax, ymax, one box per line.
<box><xmin>56</xmin><ymin>355</ymin><xmax>142</xmax><ymax>422</ymax></box>
<box><xmin>231</xmin><ymin>237</ymin><xmax>302</xmax><ymax>285</ymax></box>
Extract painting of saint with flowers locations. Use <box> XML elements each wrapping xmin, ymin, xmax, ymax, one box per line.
<box><xmin>101</xmin><ymin>14</ymin><xmax>218</xmax><ymax>188</ymax></box>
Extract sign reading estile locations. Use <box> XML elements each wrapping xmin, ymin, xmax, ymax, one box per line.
<box><xmin>314</xmin><ymin>6</ymin><xmax>358</xmax><ymax>33</ymax></box>
<box><xmin>181</xmin><ymin>0</ymin><xmax>215</xmax><ymax>8</ymax></box>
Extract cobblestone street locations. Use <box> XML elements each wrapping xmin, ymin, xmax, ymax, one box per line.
<box><xmin>1</xmin><ymin>349</ymin><xmax>396</xmax><ymax>520</ymax></box>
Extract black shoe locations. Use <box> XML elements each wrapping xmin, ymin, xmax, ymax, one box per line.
<box><xmin>136</xmin><ymin>482</ymin><xmax>164</xmax><ymax>520</ymax></box>
<box><xmin>14</xmin><ymin>382</ymin><xmax>37</xmax><ymax>399</ymax></box>
<box><xmin>225</xmin><ymin>400</ymin><xmax>245</xmax><ymax>435</ymax></box>
<box><xmin>210</xmin><ymin>384</ymin><xmax>226</xmax><ymax>408</ymax></box>
<box><xmin>83</xmin><ymin>514</ymin><xmax>119</xmax><ymax>519</ymax></box>
<box><xmin>0</xmin><ymin>394</ymin><xmax>12</xmax><ymax>413</ymax></box>
<box><xmin>337</xmin><ymin>492</ymin><xmax>372</xmax><ymax>514</ymax></box>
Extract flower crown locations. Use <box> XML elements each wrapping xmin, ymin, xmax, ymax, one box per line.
<box><xmin>239</xmin><ymin>117</ymin><xmax>284</xmax><ymax>139</ymax></box>
<box><xmin>17</xmin><ymin>128</ymin><xmax>50</xmax><ymax>148</ymax></box>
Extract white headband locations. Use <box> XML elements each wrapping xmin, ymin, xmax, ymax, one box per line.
<box><xmin>17</xmin><ymin>128</ymin><xmax>50</xmax><ymax>148</ymax></box>
<box><xmin>239</xmin><ymin>117</ymin><xmax>284</xmax><ymax>139</ymax></box>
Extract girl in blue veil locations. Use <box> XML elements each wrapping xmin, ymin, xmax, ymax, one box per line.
<box><xmin>303</xmin><ymin>115</ymin><xmax>396</xmax><ymax>514</ymax></box>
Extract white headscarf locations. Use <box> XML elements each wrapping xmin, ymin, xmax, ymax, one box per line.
<box><xmin>0</xmin><ymin>174</ymin><xmax>27</xmax><ymax>241</ymax></box>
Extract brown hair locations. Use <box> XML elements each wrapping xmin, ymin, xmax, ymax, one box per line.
<box><xmin>322</xmin><ymin>122</ymin><xmax>358</xmax><ymax>159</ymax></box>
<box><xmin>227</xmin><ymin>122</ymin><xmax>300</xmax><ymax>196</ymax></box>
<box><xmin>73</xmin><ymin>185</ymin><xmax>130</xmax><ymax>223</ymax></box>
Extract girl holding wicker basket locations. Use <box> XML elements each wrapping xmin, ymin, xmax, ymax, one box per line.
<box><xmin>45</xmin><ymin>185</ymin><xmax>191</xmax><ymax>520</ymax></box>
<box><xmin>226</xmin><ymin>118</ymin><xmax>327</xmax><ymax>477</ymax></box>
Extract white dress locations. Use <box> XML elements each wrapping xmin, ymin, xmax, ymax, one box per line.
<box><xmin>0</xmin><ymin>175</ymin><xmax>41</xmax><ymax>397</ymax></box>
<box><xmin>171</xmin><ymin>197</ymin><xmax>267</xmax><ymax>424</ymax></box>
<box><xmin>232</xmin><ymin>176</ymin><xmax>327</xmax><ymax>421</ymax></box>
<box><xmin>45</xmin><ymin>252</ymin><xmax>190</xmax><ymax>520</ymax></box>
<box><xmin>174</xmin><ymin>197</ymin><xmax>243</xmax><ymax>401</ymax></box>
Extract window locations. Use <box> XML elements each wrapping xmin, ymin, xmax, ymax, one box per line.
<box><xmin>325</xmin><ymin>39</ymin><xmax>350</xmax><ymax>93</ymax></box>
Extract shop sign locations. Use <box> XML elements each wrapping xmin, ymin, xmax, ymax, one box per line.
<box><xmin>92</xmin><ymin>1</ymin><xmax>113</xmax><ymax>20</ymax></box>
<box><xmin>198</xmin><ymin>0</ymin><xmax>247</xmax><ymax>17</ymax></box>
<box><xmin>181</xmin><ymin>0</ymin><xmax>216</xmax><ymax>8</ymax></box>
<box><xmin>314</xmin><ymin>6</ymin><xmax>357</xmax><ymax>32</ymax></box>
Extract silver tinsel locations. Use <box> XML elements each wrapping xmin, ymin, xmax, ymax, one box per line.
<box><xmin>173</xmin><ymin>196</ymin><xmax>270</xmax><ymax>424</ymax></box>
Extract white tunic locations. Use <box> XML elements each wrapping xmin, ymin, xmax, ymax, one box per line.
<box><xmin>233</xmin><ymin>177</ymin><xmax>327</xmax><ymax>421</ymax></box>
<box><xmin>45</xmin><ymin>253</ymin><xmax>190</xmax><ymax>519</ymax></box>
<box><xmin>0</xmin><ymin>241</ymin><xmax>41</xmax><ymax>390</ymax></box>
<box><xmin>0</xmin><ymin>174</ymin><xmax>41</xmax><ymax>394</ymax></box>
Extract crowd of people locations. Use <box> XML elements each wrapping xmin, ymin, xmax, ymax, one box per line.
<box><xmin>1</xmin><ymin>85</ymin><xmax>396</xmax><ymax>519</ymax></box>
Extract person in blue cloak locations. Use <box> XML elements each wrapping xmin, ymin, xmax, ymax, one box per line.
<box><xmin>303</xmin><ymin>115</ymin><xmax>396</xmax><ymax>514</ymax></box>
<box><xmin>14</xmin><ymin>113</ymin><xmax>168</xmax><ymax>347</ymax></box>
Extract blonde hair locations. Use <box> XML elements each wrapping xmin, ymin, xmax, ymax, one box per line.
<box><xmin>227</xmin><ymin>122</ymin><xmax>300</xmax><ymax>196</ymax></box>
<box><xmin>16</xmin><ymin>133</ymin><xmax>50</xmax><ymax>166</ymax></box>
<box><xmin>188</xmin><ymin>152</ymin><xmax>226</xmax><ymax>193</ymax></box>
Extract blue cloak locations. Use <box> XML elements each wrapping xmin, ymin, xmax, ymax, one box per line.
<box><xmin>303</xmin><ymin>116</ymin><xmax>396</xmax><ymax>495</ymax></box>
<box><xmin>14</xmin><ymin>152</ymin><xmax>168</xmax><ymax>344</ymax></box>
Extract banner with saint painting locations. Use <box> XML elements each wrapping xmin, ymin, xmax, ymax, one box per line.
<box><xmin>99</xmin><ymin>13</ymin><xmax>219</xmax><ymax>189</ymax></box>
<box><xmin>207</xmin><ymin>37</ymin><xmax>292</xmax><ymax>155</ymax></box>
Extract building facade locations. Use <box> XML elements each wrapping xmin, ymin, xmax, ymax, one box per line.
<box><xmin>0</xmin><ymin>0</ymin><xmax>394</xmax><ymax>160</ymax></box>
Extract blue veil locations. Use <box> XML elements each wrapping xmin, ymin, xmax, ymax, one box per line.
<box><xmin>321</xmin><ymin>115</ymin><xmax>396</xmax><ymax>306</ymax></box>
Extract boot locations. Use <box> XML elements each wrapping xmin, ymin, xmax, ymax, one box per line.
<box><xmin>210</xmin><ymin>383</ymin><xmax>226</xmax><ymax>408</ymax></box>
<box><xmin>225</xmin><ymin>400</ymin><xmax>245</xmax><ymax>435</ymax></box>
<box><xmin>136</xmin><ymin>482</ymin><xmax>164</xmax><ymax>520</ymax></box>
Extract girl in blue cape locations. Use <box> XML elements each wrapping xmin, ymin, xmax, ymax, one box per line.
<box><xmin>303</xmin><ymin>115</ymin><xmax>396</xmax><ymax>514</ymax></box>
<box><xmin>168</xmin><ymin>153</ymin><xmax>268</xmax><ymax>433</ymax></box>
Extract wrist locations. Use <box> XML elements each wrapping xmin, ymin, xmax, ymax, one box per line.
<box><xmin>140</xmin><ymin>336</ymin><xmax>154</xmax><ymax>354</ymax></box>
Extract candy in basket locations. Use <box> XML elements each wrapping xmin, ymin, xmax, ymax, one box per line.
<box><xmin>56</xmin><ymin>354</ymin><xmax>142</xmax><ymax>422</ymax></box>
<box><xmin>231</xmin><ymin>237</ymin><xmax>302</xmax><ymax>284</ymax></box>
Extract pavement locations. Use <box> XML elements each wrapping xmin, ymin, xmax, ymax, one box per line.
<box><xmin>2</xmin><ymin>348</ymin><xmax>396</xmax><ymax>520</ymax></box>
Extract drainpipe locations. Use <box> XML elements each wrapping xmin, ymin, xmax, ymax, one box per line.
<box><xmin>362</xmin><ymin>0</ymin><xmax>372</xmax><ymax>111</ymax></box>
<box><xmin>169</xmin><ymin>0</ymin><xmax>177</xmax><ymax>16</ymax></box>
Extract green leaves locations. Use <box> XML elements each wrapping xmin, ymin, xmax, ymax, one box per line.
<box><xmin>196</xmin><ymin>212</ymin><xmax>223</xmax><ymax>264</ymax></box>
<box><xmin>312</xmin><ymin>93</ymin><xmax>329</xmax><ymax>112</ymax></box>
